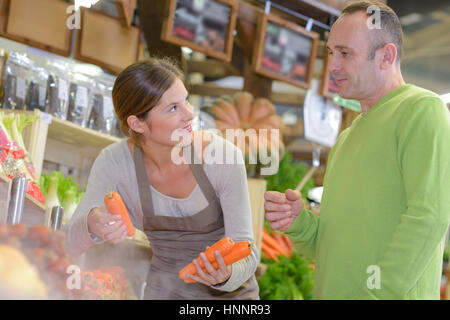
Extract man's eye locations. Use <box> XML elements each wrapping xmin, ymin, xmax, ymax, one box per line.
<box><xmin>341</xmin><ymin>51</ymin><xmax>348</xmax><ymax>56</ymax></box>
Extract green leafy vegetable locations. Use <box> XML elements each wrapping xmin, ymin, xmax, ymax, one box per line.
<box><xmin>258</xmin><ymin>252</ymin><xmax>315</xmax><ymax>300</ymax></box>
<box><xmin>265</xmin><ymin>151</ymin><xmax>315</xmax><ymax>199</ymax></box>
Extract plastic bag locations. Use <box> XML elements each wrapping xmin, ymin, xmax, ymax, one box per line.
<box><xmin>67</xmin><ymin>73</ymin><xmax>92</xmax><ymax>127</ymax></box>
<box><xmin>86</xmin><ymin>74</ymin><xmax>115</xmax><ymax>134</ymax></box>
<box><xmin>2</xmin><ymin>51</ymin><xmax>33</xmax><ymax>110</ymax></box>
<box><xmin>45</xmin><ymin>59</ymin><xmax>71</xmax><ymax>120</ymax></box>
<box><xmin>25</xmin><ymin>66</ymin><xmax>49</xmax><ymax>112</ymax></box>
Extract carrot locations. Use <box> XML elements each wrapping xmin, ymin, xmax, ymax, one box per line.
<box><xmin>181</xmin><ymin>241</ymin><xmax>252</xmax><ymax>283</ymax></box>
<box><xmin>273</xmin><ymin>232</ymin><xmax>291</xmax><ymax>257</ymax></box>
<box><xmin>210</xmin><ymin>241</ymin><xmax>252</xmax><ymax>269</ymax></box>
<box><xmin>282</xmin><ymin>233</ymin><xmax>294</xmax><ymax>253</ymax></box>
<box><xmin>262</xmin><ymin>228</ymin><xmax>289</xmax><ymax>256</ymax></box>
<box><xmin>104</xmin><ymin>191</ymin><xmax>135</xmax><ymax>237</ymax></box>
<box><xmin>261</xmin><ymin>242</ymin><xmax>279</xmax><ymax>261</ymax></box>
<box><xmin>179</xmin><ymin>237</ymin><xmax>235</xmax><ymax>281</ymax></box>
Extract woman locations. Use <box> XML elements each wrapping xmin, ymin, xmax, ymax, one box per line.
<box><xmin>66</xmin><ymin>58</ymin><xmax>260</xmax><ymax>300</ymax></box>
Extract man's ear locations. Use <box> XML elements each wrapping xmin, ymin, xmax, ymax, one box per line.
<box><xmin>127</xmin><ymin>115</ymin><xmax>145</xmax><ymax>134</ymax></box>
<box><xmin>379</xmin><ymin>43</ymin><xmax>397</xmax><ymax>69</ymax></box>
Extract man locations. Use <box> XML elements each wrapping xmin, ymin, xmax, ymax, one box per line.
<box><xmin>264</xmin><ymin>1</ymin><xmax>450</xmax><ymax>299</ymax></box>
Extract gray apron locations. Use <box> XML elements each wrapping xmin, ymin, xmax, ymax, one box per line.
<box><xmin>133</xmin><ymin>144</ymin><xmax>259</xmax><ymax>300</ymax></box>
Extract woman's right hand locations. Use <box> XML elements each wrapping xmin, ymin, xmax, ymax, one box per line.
<box><xmin>87</xmin><ymin>207</ymin><xmax>127</xmax><ymax>244</ymax></box>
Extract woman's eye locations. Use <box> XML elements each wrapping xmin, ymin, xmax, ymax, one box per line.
<box><xmin>341</xmin><ymin>51</ymin><xmax>348</xmax><ymax>57</ymax></box>
<box><xmin>169</xmin><ymin>105</ymin><xmax>177</xmax><ymax>113</ymax></box>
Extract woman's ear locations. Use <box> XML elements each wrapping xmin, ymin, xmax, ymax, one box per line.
<box><xmin>127</xmin><ymin>115</ymin><xmax>145</xmax><ymax>134</ymax></box>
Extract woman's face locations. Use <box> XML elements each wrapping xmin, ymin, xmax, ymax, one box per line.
<box><xmin>137</xmin><ymin>78</ymin><xmax>194</xmax><ymax>148</ymax></box>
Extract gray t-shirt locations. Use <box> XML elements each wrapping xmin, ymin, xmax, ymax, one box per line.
<box><xmin>65</xmin><ymin>133</ymin><xmax>258</xmax><ymax>292</ymax></box>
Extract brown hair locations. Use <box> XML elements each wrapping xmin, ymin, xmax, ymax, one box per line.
<box><xmin>341</xmin><ymin>1</ymin><xmax>403</xmax><ymax>62</ymax></box>
<box><xmin>112</xmin><ymin>57</ymin><xmax>184</xmax><ymax>145</ymax></box>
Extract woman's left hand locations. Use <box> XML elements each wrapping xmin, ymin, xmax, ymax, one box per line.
<box><xmin>187</xmin><ymin>250</ymin><xmax>232</xmax><ymax>286</ymax></box>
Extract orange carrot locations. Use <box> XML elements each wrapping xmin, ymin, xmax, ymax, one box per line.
<box><xmin>179</xmin><ymin>237</ymin><xmax>235</xmax><ymax>281</ymax></box>
<box><xmin>104</xmin><ymin>191</ymin><xmax>135</xmax><ymax>237</ymax></box>
<box><xmin>262</xmin><ymin>228</ymin><xmax>289</xmax><ymax>256</ymax></box>
<box><xmin>261</xmin><ymin>242</ymin><xmax>279</xmax><ymax>261</ymax></box>
<box><xmin>282</xmin><ymin>233</ymin><xmax>294</xmax><ymax>253</ymax></box>
<box><xmin>273</xmin><ymin>232</ymin><xmax>291</xmax><ymax>257</ymax></box>
<box><xmin>182</xmin><ymin>241</ymin><xmax>252</xmax><ymax>283</ymax></box>
<box><xmin>210</xmin><ymin>241</ymin><xmax>251</xmax><ymax>269</ymax></box>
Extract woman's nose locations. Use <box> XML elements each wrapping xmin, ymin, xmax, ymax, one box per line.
<box><xmin>183</xmin><ymin>102</ymin><xmax>195</xmax><ymax>121</ymax></box>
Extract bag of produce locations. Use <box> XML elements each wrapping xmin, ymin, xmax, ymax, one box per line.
<box><xmin>2</xmin><ymin>51</ymin><xmax>33</xmax><ymax>110</ymax></box>
<box><xmin>86</xmin><ymin>74</ymin><xmax>115</xmax><ymax>134</ymax></box>
<box><xmin>67</xmin><ymin>72</ymin><xmax>92</xmax><ymax>127</ymax></box>
<box><xmin>45</xmin><ymin>59</ymin><xmax>72</xmax><ymax>120</ymax></box>
<box><xmin>25</xmin><ymin>65</ymin><xmax>49</xmax><ymax>112</ymax></box>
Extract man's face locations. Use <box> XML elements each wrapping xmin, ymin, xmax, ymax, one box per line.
<box><xmin>327</xmin><ymin>12</ymin><xmax>383</xmax><ymax>100</ymax></box>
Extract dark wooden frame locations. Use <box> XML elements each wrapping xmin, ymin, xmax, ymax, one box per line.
<box><xmin>252</xmin><ymin>12</ymin><xmax>319</xmax><ymax>90</ymax></box>
<box><xmin>116</xmin><ymin>0</ymin><xmax>137</xmax><ymax>28</ymax></box>
<box><xmin>320</xmin><ymin>44</ymin><xmax>339</xmax><ymax>99</ymax></box>
<box><xmin>0</xmin><ymin>0</ymin><xmax>7</xmax><ymax>34</ymax></box>
<box><xmin>0</xmin><ymin>0</ymin><xmax>73</xmax><ymax>56</ymax></box>
<box><xmin>161</xmin><ymin>0</ymin><xmax>238</xmax><ymax>62</ymax></box>
<box><xmin>74</xmin><ymin>8</ymin><xmax>141</xmax><ymax>75</ymax></box>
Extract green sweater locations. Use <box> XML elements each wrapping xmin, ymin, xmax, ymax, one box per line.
<box><xmin>285</xmin><ymin>84</ymin><xmax>450</xmax><ymax>299</ymax></box>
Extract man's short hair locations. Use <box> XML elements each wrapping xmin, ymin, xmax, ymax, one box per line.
<box><xmin>341</xmin><ymin>1</ymin><xmax>403</xmax><ymax>62</ymax></box>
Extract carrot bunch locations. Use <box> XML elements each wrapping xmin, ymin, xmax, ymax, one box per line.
<box><xmin>72</xmin><ymin>267</ymin><xmax>130</xmax><ymax>300</ymax></box>
<box><xmin>179</xmin><ymin>237</ymin><xmax>252</xmax><ymax>283</ymax></box>
<box><xmin>261</xmin><ymin>228</ymin><xmax>294</xmax><ymax>261</ymax></box>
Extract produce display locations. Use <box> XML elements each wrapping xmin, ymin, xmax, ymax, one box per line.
<box><xmin>258</xmin><ymin>252</ymin><xmax>315</xmax><ymax>300</ymax></box>
<box><xmin>265</xmin><ymin>151</ymin><xmax>314</xmax><ymax>200</ymax></box>
<box><xmin>39</xmin><ymin>171</ymin><xmax>84</xmax><ymax>226</ymax></box>
<box><xmin>0</xmin><ymin>49</ymin><xmax>118</xmax><ymax>137</ymax></box>
<box><xmin>179</xmin><ymin>237</ymin><xmax>252</xmax><ymax>283</ymax></box>
<box><xmin>0</xmin><ymin>111</ymin><xmax>44</xmax><ymax>203</ymax></box>
<box><xmin>72</xmin><ymin>266</ymin><xmax>135</xmax><ymax>300</ymax></box>
<box><xmin>0</xmin><ymin>223</ymin><xmax>75</xmax><ymax>299</ymax></box>
<box><xmin>261</xmin><ymin>228</ymin><xmax>294</xmax><ymax>261</ymax></box>
<box><xmin>202</xmin><ymin>92</ymin><xmax>285</xmax><ymax>177</ymax></box>
<box><xmin>0</xmin><ymin>244</ymin><xmax>47</xmax><ymax>299</ymax></box>
<box><xmin>0</xmin><ymin>223</ymin><xmax>135</xmax><ymax>300</ymax></box>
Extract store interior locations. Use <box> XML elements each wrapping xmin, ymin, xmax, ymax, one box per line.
<box><xmin>0</xmin><ymin>0</ymin><xmax>448</xmax><ymax>300</ymax></box>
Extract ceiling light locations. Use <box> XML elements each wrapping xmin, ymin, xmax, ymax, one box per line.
<box><xmin>74</xmin><ymin>0</ymin><xmax>100</xmax><ymax>10</ymax></box>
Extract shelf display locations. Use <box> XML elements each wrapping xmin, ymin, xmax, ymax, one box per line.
<box><xmin>252</xmin><ymin>12</ymin><xmax>319</xmax><ymax>90</ymax></box>
<box><xmin>162</xmin><ymin>0</ymin><xmax>238</xmax><ymax>62</ymax></box>
<box><xmin>202</xmin><ymin>91</ymin><xmax>285</xmax><ymax>178</ymax></box>
<box><xmin>0</xmin><ymin>223</ymin><xmax>136</xmax><ymax>300</ymax></box>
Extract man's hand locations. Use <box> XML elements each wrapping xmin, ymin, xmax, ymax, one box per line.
<box><xmin>87</xmin><ymin>207</ymin><xmax>127</xmax><ymax>244</ymax></box>
<box><xmin>264</xmin><ymin>189</ymin><xmax>303</xmax><ymax>231</ymax></box>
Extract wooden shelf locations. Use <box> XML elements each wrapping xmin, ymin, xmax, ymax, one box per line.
<box><xmin>48</xmin><ymin>116</ymin><xmax>122</xmax><ymax>148</ymax></box>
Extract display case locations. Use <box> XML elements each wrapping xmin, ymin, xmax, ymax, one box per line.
<box><xmin>252</xmin><ymin>12</ymin><xmax>319</xmax><ymax>90</ymax></box>
<box><xmin>161</xmin><ymin>0</ymin><xmax>238</xmax><ymax>62</ymax></box>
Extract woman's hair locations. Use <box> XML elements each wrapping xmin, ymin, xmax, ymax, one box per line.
<box><xmin>112</xmin><ymin>57</ymin><xmax>184</xmax><ymax>145</ymax></box>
